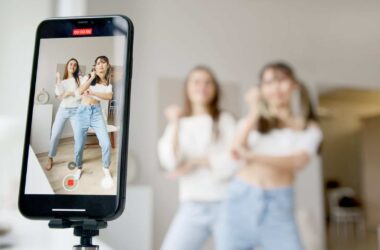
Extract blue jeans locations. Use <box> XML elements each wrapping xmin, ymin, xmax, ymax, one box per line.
<box><xmin>161</xmin><ymin>201</ymin><xmax>222</xmax><ymax>250</ymax></box>
<box><xmin>48</xmin><ymin>106</ymin><xmax>77</xmax><ymax>157</ymax></box>
<box><xmin>216</xmin><ymin>178</ymin><xmax>303</xmax><ymax>250</ymax></box>
<box><xmin>74</xmin><ymin>104</ymin><xmax>111</xmax><ymax>169</ymax></box>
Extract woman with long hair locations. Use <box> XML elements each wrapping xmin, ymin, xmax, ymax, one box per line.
<box><xmin>45</xmin><ymin>58</ymin><xmax>81</xmax><ymax>171</ymax></box>
<box><xmin>217</xmin><ymin>62</ymin><xmax>323</xmax><ymax>250</ymax></box>
<box><xmin>158</xmin><ymin>66</ymin><xmax>237</xmax><ymax>250</ymax></box>
<box><xmin>73</xmin><ymin>55</ymin><xmax>113</xmax><ymax>185</ymax></box>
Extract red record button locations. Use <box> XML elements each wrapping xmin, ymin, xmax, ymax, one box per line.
<box><xmin>63</xmin><ymin>174</ymin><xmax>79</xmax><ymax>191</ymax></box>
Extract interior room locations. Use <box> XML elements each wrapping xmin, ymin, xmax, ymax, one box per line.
<box><xmin>1</xmin><ymin>0</ymin><xmax>380</xmax><ymax>249</ymax></box>
<box><xmin>28</xmin><ymin>37</ymin><xmax>124</xmax><ymax>195</ymax></box>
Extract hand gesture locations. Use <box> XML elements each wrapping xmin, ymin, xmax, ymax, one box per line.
<box><xmin>231</xmin><ymin>146</ymin><xmax>251</xmax><ymax>161</ymax></box>
<box><xmin>164</xmin><ymin>105</ymin><xmax>183</xmax><ymax>123</ymax></box>
<box><xmin>83</xmin><ymin>89</ymin><xmax>93</xmax><ymax>96</ymax></box>
<box><xmin>245</xmin><ymin>87</ymin><xmax>261</xmax><ymax>118</ymax></box>
<box><xmin>90</xmin><ymin>69</ymin><xmax>96</xmax><ymax>79</ymax></box>
<box><xmin>56</xmin><ymin>72</ymin><xmax>61</xmax><ymax>83</ymax></box>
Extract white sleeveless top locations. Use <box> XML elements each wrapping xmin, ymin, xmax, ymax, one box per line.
<box><xmin>241</xmin><ymin>120</ymin><xmax>323</xmax><ymax>156</ymax></box>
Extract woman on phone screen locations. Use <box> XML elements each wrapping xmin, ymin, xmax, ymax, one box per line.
<box><xmin>73</xmin><ymin>56</ymin><xmax>113</xmax><ymax>188</ymax></box>
<box><xmin>45</xmin><ymin>58</ymin><xmax>81</xmax><ymax>171</ymax></box>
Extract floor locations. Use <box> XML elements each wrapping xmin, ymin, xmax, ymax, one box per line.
<box><xmin>327</xmin><ymin>225</ymin><xmax>378</xmax><ymax>250</ymax></box>
<box><xmin>36</xmin><ymin>137</ymin><xmax>117</xmax><ymax>195</ymax></box>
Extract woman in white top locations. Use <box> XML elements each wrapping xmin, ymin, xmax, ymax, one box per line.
<box><xmin>158</xmin><ymin>66</ymin><xmax>237</xmax><ymax>250</ymax></box>
<box><xmin>216</xmin><ymin>62</ymin><xmax>323</xmax><ymax>250</ymax></box>
<box><xmin>73</xmin><ymin>56</ymin><xmax>113</xmax><ymax>185</ymax></box>
<box><xmin>45</xmin><ymin>58</ymin><xmax>82</xmax><ymax>170</ymax></box>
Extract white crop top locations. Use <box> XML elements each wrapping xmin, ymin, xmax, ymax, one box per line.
<box><xmin>80</xmin><ymin>75</ymin><xmax>113</xmax><ymax>101</ymax></box>
<box><xmin>238</xmin><ymin>119</ymin><xmax>323</xmax><ymax>157</ymax></box>
<box><xmin>88</xmin><ymin>83</ymin><xmax>112</xmax><ymax>101</ymax></box>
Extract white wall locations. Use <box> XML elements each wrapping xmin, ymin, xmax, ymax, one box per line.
<box><xmin>0</xmin><ymin>0</ymin><xmax>53</xmax><ymax>208</ymax></box>
<box><xmin>87</xmin><ymin>0</ymin><xmax>380</xmax><ymax>249</ymax></box>
<box><xmin>56</xmin><ymin>0</ymin><xmax>87</xmax><ymax>17</ymax></box>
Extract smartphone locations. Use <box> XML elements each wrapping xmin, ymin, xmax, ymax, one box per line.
<box><xmin>18</xmin><ymin>15</ymin><xmax>133</xmax><ymax>221</ymax></box>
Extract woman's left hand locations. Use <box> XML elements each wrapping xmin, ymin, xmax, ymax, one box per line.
<box><xmin>245</xmin><ymin>87</ymin><xmax>261</xmax><ymax>117</ymax></box>
<box><xmin>191</xmin><ymin>157</ymin><xmax>209</xmax><ymax>167</ymax></box>
<box><xmin>166</xmin><ymin>162</ymin><xmax>196</xmax><ymax>179</ymax></box>
<box><xmin>63</xmin><ymin>91</ymin><xmax>74</xmax><ymax>97</ymax></box>
<box><xmin>232</xmin><ymin>146</ymin><xmax>252</xmax><ymax>161</ymax></box>
<box><xmin>84</xmin><ymin>89</ymin><xmax>94</xmax><ymax>96</ymax></box>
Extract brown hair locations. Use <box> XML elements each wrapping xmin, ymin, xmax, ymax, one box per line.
<box><xmin>91</xmin><ymin>55</ymin><xmax>112</xmax><ymax>86</ymax></box>
<box><xmin>257</xmin><ymin>62</ymin><xmax>318</xmax><ymax>133</ymax></box>
<box><xmin>182</xmin><ymin>65</ymin><xmax>221</xmax><ymax>138</ymax></box>
<box><xmin>63</xmin><ymin>58</ymin><xmax>80</xmax><ymax>87</ymax></box>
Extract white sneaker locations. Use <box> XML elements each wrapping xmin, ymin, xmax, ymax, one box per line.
<box><xmin>103</xmin><ymin>168</ymin><xmax>112</xmax><ymax>178</ymax></box>
<box><xmin>101</xmin><ymin>168</ymin><xmax>113</xmax><ymax>189</ymax></box>
<box><xmin>74</xmin><ymin>169</ymin><xmax>82</xmax><ymax>180</ymax></box>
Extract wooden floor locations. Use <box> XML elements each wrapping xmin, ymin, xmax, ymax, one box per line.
<box><xmin>37</xmin><ymin>137</ymin><xmax>117</xmax><ymax>195</ymax></box>
<box><xmin>327</xmin><ymin>226</ymin><xmax>378</xmax><ymax>250</ymax></box>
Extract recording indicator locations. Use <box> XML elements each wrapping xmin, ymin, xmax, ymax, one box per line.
<box><xmin>72</xmin><ymin>28</ymin><xmax>93</xmax><ymax>36</ymax></box>
<box><xmin>62</xmin><ymin>174</ymin><xmax>79</xmax><ymax>191</ymax></box>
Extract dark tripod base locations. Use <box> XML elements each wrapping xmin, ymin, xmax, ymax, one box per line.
<box><xmin>49</xmin><ymin>219</ymin><xmax>107</xmax><ymax>250</ymax></box>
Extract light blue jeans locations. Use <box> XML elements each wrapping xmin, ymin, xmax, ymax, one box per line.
<box><xmin>48</xmin><ymin>106</ymin><xmax>77</xmax><ymax>157</ymax></box>
<box><xmin>161</xmin><ymin>201</ymin><xmax>222</xmax><ymax>250</ymax></box>
<box><xmin>216</xmin><ymin>178</ymin><xmax>303</xmax><ymax>250</ymax></box>
<box><xmin>74</xmin><ymin>104</ymin><xmax>111</xmax><ymax>169</ymax></box>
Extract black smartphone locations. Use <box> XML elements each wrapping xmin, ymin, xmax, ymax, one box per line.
<box><xmin>18</xmin><ymin>15</ymin><xmax>133</xmax><ymax>221</ymax></box>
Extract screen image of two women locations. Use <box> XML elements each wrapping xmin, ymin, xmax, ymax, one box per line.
<box><xmin>45</xmin><ymin>56</ymin><xmax>114</xmax><ymax>189</ymax></box>
<box><xmin>158</xmin><ymin>63</ymin><xmax>322</xmax><ymax>250</ymax></box>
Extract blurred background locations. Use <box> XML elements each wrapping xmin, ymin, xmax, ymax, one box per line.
<box><xmin>1</xmin><ymin>0</ymin><xmax>380</xmax><ymax>249</ymax></box>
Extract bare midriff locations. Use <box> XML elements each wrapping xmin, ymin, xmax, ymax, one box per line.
<box><xmin>81</xmin><ymin>96</ymin><xmax>100</xmax><ymax>105</ymax></box>
<box><xmin>237</xmin><ymin>163</ymin><xmax>295</xmax><ymax>188</ymax></box>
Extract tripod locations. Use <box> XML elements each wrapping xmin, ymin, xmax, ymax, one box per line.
<box><xmin>49</xmin><ymin>219</ymin><xmax>107</xmax><ymax>250</ymax></box>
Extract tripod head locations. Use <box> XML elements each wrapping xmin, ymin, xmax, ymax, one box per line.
<box><xmin>49</xmin><ymin>219</ymin><xmax>107</xmax><ymax>250</ymax></box>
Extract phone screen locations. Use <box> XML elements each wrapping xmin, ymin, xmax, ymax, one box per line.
<box><xmin>22</xmin><ymin>17</ymin><xmax>132</xmax><ymax>199</ymax></box>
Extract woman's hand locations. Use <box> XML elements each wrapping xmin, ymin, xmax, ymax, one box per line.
<box><xmin>90</xmin><ymin>70</ymin><xmax>96</xmax><ymax>80</ymax></box>
<box><xmin>165</xmin><ymin>156</ymin><xmax>209</xmax><ymax>179</ymax></box>
<box><xmin>63</xmin><ymin>91</ymin><xmax>74</xmax><ymax>98</ymax></box>
<box><xmin>83</xmin><ymin>89</ymin><xmax>94</xmax><ymax>96</ymax></box>
<box><xmin>166</xmin><ymin>161</ymin><xmax>196</xmax><ymax>179</ymax></box>
<box><xmin>189</xmin><ymin>157</ymin><xmax>209</xmax><ymax>168</ymax></box>
<box><xmin>245</xmin><ymin>87</ymin><xmax>261</xmax><ymax>118</ymax></box>
<box><xmin>231</xmin><ymin>146</ymin><xmax>252</xmax><ymax>161</ymax></box>
<box><xmin>165</xmin><ymin>105</ymin><xmax>183</xmax><ymax>123</ymax></box>
<box><xmin>56</xmin><ymin>72</ymin><xmax>61</xmax><ymax>84</ymax></box>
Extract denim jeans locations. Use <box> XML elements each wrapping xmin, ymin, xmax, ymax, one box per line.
<box><xmin>161</xmin><ymin>201</ymin><xmax>222</xmax><ymax>250</ymax></box>
<box><xmin>48</xmin><ymin>106</ymin><xmax>77</xmax><ymax>157</ymax></box>
<box><xmin>74</xmin><ymin>104</ymin><xmax>111</xmax><ymax>169</ymax></box>
<box><xmin>216</xmin><ymin>178</ymin><xmax>303</xmax><ymax>250</ymax></box>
